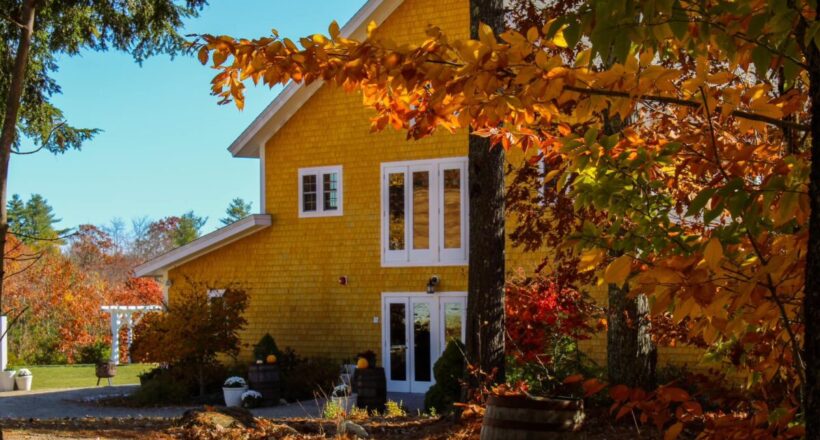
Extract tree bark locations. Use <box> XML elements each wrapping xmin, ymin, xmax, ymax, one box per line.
<box><xmin>465</xmin><ymin>0</ymin><xmax>507</xmax><ymax>388</ymax></box>
<box><xmin>602</xmin><ymin>112</ymin><xmax>656</xmax><ymax>389</ymax></box>
<box><xmin>803</xmin><ymin>26</ymin><xmax>820</xmax><ymax>440</ymax></box>
<box><xmin>606</xmin><ymin>284</ymin><xmax>657</xmax><ymax>388</ymax></box>
<box><xmin>0</xmin><ymin>0</ymin><xmax>37</xmax><ymax>323</ymax></box>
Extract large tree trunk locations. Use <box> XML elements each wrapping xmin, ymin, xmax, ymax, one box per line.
<box><xmin>602</xmin><ymin>111</ymin><xmax>656</xmax><ymax>389</ymax></box>
<box><xmin>465</xmin><ymin>0</ymin><xmax>507</xmax><ymax>388</ymax></box>
<box><xmin>606</xmin><ymin>285</ymin><xmax>657</xmax><ymax>388</ymax></box>
<box><xmin>0</xmin><ymin>0</ymin><xmax>37</xmax><ymax>328</ymax></box>
<box><xmin>803</xmin><ymin>29</ymin><xmax>820</xmax><ymax>440</ymax></box>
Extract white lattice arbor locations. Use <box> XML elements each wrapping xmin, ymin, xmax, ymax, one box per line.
<box><xmin>101</xmin><ymin>305</ymin><xmax>162</xmax><ymax>365</ymax></box>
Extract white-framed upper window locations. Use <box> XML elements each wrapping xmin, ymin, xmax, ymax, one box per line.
<box><xmin>381</xmin><ymin>157</ymin><xmax>468</xmax><ymax>267</ymax></box>
<box><xmin>298</xmin><ymin>165</ymin><xmax>343</xmax><ymax>217</ymax></box>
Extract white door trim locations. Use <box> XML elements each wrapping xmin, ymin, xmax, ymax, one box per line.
<box><xmin>381</xmin><ymin>291</ymin><xmax>467</xmax><ymax>393</ymax></box>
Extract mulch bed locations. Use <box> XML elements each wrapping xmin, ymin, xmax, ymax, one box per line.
<box><xmin>0</xmin><ymin>406</ymin><xmax>660</xmax><ymax>439</ymax></box>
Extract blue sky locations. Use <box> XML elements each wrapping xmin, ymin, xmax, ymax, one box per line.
<box><xmin>9</xmin><ymin>1</ymin><xmax>362</xmax><ymax>234</ymax></box>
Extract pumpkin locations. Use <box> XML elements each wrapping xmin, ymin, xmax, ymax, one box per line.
<box><xmin>266</xmin><ymin>354</ymin><xmax>277</xmax><ymax>364</ymax></box>
<box><xmin>356</xmin><ymin>357</ymin><xmax>369</xmax><ymax>369</ymax></box>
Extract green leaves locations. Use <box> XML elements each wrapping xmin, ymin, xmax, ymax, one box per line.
<box><xmin>688</xmin><ymin>188</ymin><xmax>716</xmax><ymax>217</ymax></box>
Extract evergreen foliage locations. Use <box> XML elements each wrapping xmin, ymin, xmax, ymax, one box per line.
<box><xmin>7</xmin><ymin>193</ymin><xmax>68</xmax><ymax>247</ymax></box>
<box><xmin>220</xmin><ymin>198</ymin><xmax>252</xmax><ymax>225</ymax></box>
<box><xmin>424</xmin><ymin>339</ymin><xmax>465</xmax><ymax>414</ymax></box>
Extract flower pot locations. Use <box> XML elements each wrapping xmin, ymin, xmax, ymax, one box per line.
<box><xmin>0</xmin><ymin>370</ymin><xmax>15</xmax><ymax>391</ymax></box>
<box><xmin>223</xmin><ymin>386</ymin><xmax>248</xmax><ymax>407</ymax></box>
<box><xmin>15</xmin><ymin>375</ymin><xmax>32</xmax><ymax>391</ymax></box>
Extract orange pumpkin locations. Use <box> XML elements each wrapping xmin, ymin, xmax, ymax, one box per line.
<box><xmin>356</xmin><ymin>357</ymin><xmax>369</xmax><ymax>369</ymax></box>
<box><xmin>266</xmin><ymin>354</ymin><xmax>277</xmax><ymax>364</ymax></box>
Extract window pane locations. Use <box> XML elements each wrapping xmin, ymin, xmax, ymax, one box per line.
<box><xmin>412</xmin><ymin>171</ymin><xmax>429</xmax><ymax>250</ymax></box>
<box><xmin>443</xmin><ymin>168</ymin><xmax>461</xmax><ymax>248</ymax></box>
<box><xmin>443</xmin><ymin>302</ymin><xmax>463</xmax><ymax>345</ymax></box>
<box><xmin>323</xmin><ymin>172</ymin><xmax>338</xmax><ymax>210</ymax></box>
<box><xmin>388</xmin><ymin>172</ymin><xmax>405</xmax><ymax>250</ymax></box>
<box><xmin>389</xmin><ymin>303</ymin><xmax>407</xmax><ymax>381</ymax></box>
<box><xmin>413</xmin><ymin>302</ymin><xmax>431</xmax><ymax>382</ymax></box>
<box><xmin>302</xmin><ymin>174</ymin><xmax>317</xmax><ymax>212</ymax></box>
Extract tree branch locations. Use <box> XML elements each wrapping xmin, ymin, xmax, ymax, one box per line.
<box><xmin>563</xmin><ymin>85</ymin><xmax>810</xmax><ymax>132</ymax></box>
<box><xmin>12</xmin><ymin>122</ymin><xmax>66</xmax><ymax>155</ymax></box>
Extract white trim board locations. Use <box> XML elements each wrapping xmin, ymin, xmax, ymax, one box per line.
<box><xmin>134</xmin><ymin>214</ymin><xmax>272</xmax><ymax>277</ymax></box>
<box><xmin>227</xmin><ymin>0</ymin><xmax>404</xmax><ymax>158</ymax></box>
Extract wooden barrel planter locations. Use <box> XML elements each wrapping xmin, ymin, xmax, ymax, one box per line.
<box><xmin>248</xmin><ymin>364</ymin><xmax>281</xmax><ymax>406</ymax></box>
<box><xmin>481</xmin><ymin>395</ymin><xmax>585</xmax><ymax>440</ymax></box>
<box><xmin>95</xmin><ymin>361</ymin><xmax>117</xmax><ymax>386</ymax></box>
<box><xmin>353</xmin><ymin>367</ymin><xmax>386</xmax><ymax>413</ymax></box>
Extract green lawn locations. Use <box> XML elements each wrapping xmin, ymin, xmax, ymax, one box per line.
<box><xmin>13</xmin><ymin>363</ymin><xmax>155</xmax><ymax>390</ymax></box>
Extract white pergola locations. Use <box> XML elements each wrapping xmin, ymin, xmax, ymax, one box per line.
<box><xmin>101</xmin><ymin>305</ymin><xmax>162</xmax><ymax>365</ymax></box>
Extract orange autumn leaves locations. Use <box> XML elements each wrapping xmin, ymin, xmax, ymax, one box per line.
<box><xmin>4</xmin><ymin>233</ymin><xmax>162</xmax><ymax>363</ymax></box>
<box><xmin>195</xmin><ymin>1</ymin><xmax>813</xmax><ymax>437</ymax></box>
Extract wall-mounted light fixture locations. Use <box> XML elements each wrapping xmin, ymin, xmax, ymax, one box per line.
<box><xmin>426</xmin><ymin>275</ymin><xmax>440</xmax><ymax>294</ymax></box>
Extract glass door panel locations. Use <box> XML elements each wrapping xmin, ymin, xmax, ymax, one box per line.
<box><xmin>409</xmin><ymin>297</ymin><xmax>437</xmax><ymax>393</ymax></box>
<box><xmin>384</xmin><ymin>298</ymin><xmax>410</xmax><ymax>392</ymax></box>
<box><xmin>440</xmin><ymin>297</ymin><xmax>467</xmax><ymax>354</ymax></box>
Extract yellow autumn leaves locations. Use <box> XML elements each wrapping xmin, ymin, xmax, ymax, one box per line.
<box><xmin>583</xmin><ymin>238</ymin><xmax>724</xmax><ymax>289</ymax></box>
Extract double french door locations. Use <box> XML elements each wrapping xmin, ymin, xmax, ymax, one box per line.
<box><xmin>382</xmin><ymin>293</ymin><xmax>467</xmax><ymax>393</ymax></box>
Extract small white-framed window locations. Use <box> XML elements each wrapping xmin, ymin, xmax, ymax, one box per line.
<box><xmin>298</xmin><ymin>165</ymin><xmax>343</xmax><ymax>217</ymax></box>
<box><xmin>381</xmin><ymin>157</ymin><xmax>468</xmax><ymax>267</ymax></box>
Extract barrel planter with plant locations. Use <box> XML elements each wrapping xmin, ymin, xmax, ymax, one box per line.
<box><xmin>480</xmin><ymin>395</ymin><xmax>585</xmax><ymax>440</ymax></box>
<box><xmin>248</xmin><ymin>363</ymin><xmax>281</xmax><ymax>405</ymax></box>
<box><xmin>95</xmin><ymin>361</ymin><xmax>117</xmax><ymax>386</ymax></box>
<box><xmin>249</xmin><ymin>333</ymin><xmax>283</xmax><ymax>406</ymax></box>
<box><xmin>352</xmin><ymin>351</ymin><xmax>385</xmax><ymax>412</ymax></box>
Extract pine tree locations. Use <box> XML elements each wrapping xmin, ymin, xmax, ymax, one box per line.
<box><xmin>7</xmin><ymin>193</ymin><xmax>67</xmax><ymax>248</ymax></box>
<box><xmin>220</xmin><ymin>198</ymin><xmax>252</xmax><ymax>226</ymax></box>
<box><xmin>173</xmin><ymin>211</ymin><xmax>207</xmax><ymax>247</ymax></box>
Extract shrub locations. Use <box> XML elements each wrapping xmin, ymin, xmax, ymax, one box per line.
<box><xmin>131</xmin><ymin>367</ymin><xmax>190</xmax><ymax>405</ymax></box>
<box><xmin>277</xmin><ymin>348</ymin><xmax>338</xmax><ymax>402</ymax></box>
<box><xmin>252</xmin><ymin>333</ymin><xmax>282</xmax><ymax>362</ymax></box>
<box><xmin>424</xmin><ymin>340</ymin><xmax>465</xmax><ymax>414</ymax></box>
<box><xmin>134</xmin><ymin>362</ymin><xmax>229</xmax><ymax>406</ymax></box>
<box><xmin>131</xmin><ymin>281</ymin><xmax>248</xmax><ymax>397</ymax></box>
<box><xmin>76</xmin><ymin>341</ymin><xmax>110</xmax><ymax>364</ymax></box>
<box><xmin>32</xmin><ymin>338</ymin><xmax>67</xmax><ymax>365</ymax></box>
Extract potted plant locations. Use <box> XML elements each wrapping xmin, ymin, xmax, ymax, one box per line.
<box><xmin>1</xmin><ymin>367</ymin><xmax>15</xmax><ymax>391</ymax></box>
<box><xmin>15</xmin><ymin>368</ymin><xmax>32</xmax><ymax>391</ymax></box>
<box><xmin>331</xmin><ymin>383</ymin><xmax>356</xmax><ymax>413</ymax></box>
<box><xmin>222</xmin><ymin>376</ymin><xmax>248</xmax><ymax>407</ymax></box>
<box><xmin>94</xmin><ymin>348</ymin><xmax>116</xmax><ymax>386</ymax></box>
<box><xmin>241</xmin><ymin>389</ymin><xmax>264</xmax><ymax>408</ymax></box>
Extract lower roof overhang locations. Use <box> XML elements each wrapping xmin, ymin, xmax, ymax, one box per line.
<box><xmin>134</xmin><ymin>214</ymin><xmax>272</xmax><ymax>278</ymax></box>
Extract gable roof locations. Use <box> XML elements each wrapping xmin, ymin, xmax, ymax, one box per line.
<box><xmin>229</xmin><ymin>0</ymin><xmax>404</xmax><ymax>158</ymax></box>
<box><xmin>134</xmin><ymin>214</ymin><xmax>272</xmax><ymax>277</ymax></box>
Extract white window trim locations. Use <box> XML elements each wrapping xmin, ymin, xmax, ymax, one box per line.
<box><xmin>380</xmin><ymin>157</ymin><xmax>469</xmax><ymax>267</ymax></box>
<box><xmin>207</xmin><ymin>289</ymin><xmax>226</xmax><ymax>299</ymax></box>
<box><xmin>298</xmin><ymin>165</ymin><xmax>343</xmax><ymax>218</ymax></box>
